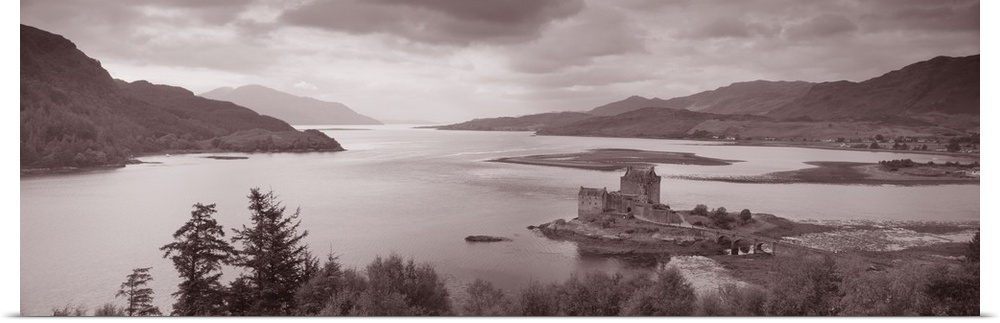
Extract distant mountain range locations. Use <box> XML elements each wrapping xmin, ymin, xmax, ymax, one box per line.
<box><xmin>200</xmin><ymin>85</ymin><xmax>382</xmax><ymax>126</ymax></box>
<box><xmin>589</xmin><ymin>81</ymin><xmax>814</xmax><ymax>116</ymax></box>
<box><xmin>435</xmin><ymin>112</ymin><xmax>593</xmax><ymax>131</ymax></box>
<box><xmin>764</xmin><ymin>55</ymin><xmax>978</xmax><ymax>121</ymax></box>
<box><xmin>436</xmin><ymin>55</ymin><xmax>979</xmax><ymax>140</ymax></box>
<box><xmin>20</xmin><ymin>24</ymin><xmax>343</xmax><ymax>169</ymax></box>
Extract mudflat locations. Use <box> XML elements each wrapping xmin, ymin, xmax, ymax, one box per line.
<box><xmin>676</xmin><ymin>161</ymin><xmax>979</xmax><ymax>186</ymax></box>
<box><xmin>490</xmin><ymin>148</ymin><xmax>739</xmax><ymax>171</ymax></box>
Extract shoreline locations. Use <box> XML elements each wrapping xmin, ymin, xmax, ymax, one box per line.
<box><xmin>20</xmin><ymin>147</ymin><xmax>346</xmax><ymax>176</ymax></box>
<box><xmin>729</xmin><ymin>140</ymin><xmax>980</xmax><ymax>158</ymax></box>
<box><xmin>520</xmin><ymin>132</ymin><xmax>980</xmax><ymax>159</ymax></box>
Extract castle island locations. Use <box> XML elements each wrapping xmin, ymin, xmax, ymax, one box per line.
<box><xmin>533</xmin><ymin>165</ymin><xmax>789</xmax><ymax>257</ymax></box>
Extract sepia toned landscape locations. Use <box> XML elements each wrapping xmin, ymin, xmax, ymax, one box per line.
<box><xmin>20</xmin><ymin>0</ymin><xmax>979</xmax><ymax>317</ymax></box>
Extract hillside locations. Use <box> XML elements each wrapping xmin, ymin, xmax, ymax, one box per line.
<box><xmin>200</xmin><ymin>85</ymin><xmax>382</xmax><ymax>125</ymax></box>
<box><xmin>589</xmin><ymin>81</ymin><xmax>812</xmax><ymax>117</ymax></box>
<box><xmin>766</xmin><ymin>55</ymin><xmax>979</xmax><ymax>121</ymax></box>
<box><xmin>434</xmin><ymin>112</ymin><xmax>593</xmax><ymax>131</ymax></box>
<box><xmin>676</xmin><ymin>81</ymin><xmax>814</xmax><ymax>115</ymax></box>
<box><xmin>20</xmin><ymin>24</ymin><xmax>343</xmax><ymax>170</ymax></box>
<box><xmin>539</xmin><ymin>107</ymin><xmax>960</xmax><ymax>141</ymax></box>
<box><xmin>538</xmin><ymin>108</ymin><xmax>766</xmax><ymax>138</ymax></box>
<box><xmin>438</xmin><ymin>55</ymin><xmax>978</xmax><ymax>141</ymax></box>
<box><xmin>588</xmin><ymin>96</ymin><xmax>679</xmax><ymax>116</ymax></box>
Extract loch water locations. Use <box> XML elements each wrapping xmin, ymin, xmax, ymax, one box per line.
<box><xmin>20</xmin><ymin>125</ymin><xmax>979</xmax><ymax>315</ymax></box>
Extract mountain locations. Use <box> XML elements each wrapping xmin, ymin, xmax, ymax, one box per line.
<box><xmin>590</xmin><ymin>56</ymin><xmax>978</xmax><ymax>121</ymax></box>
<box><xmin>20</xmin><ymin>24</ymin><xmax>343</xmax><ymax>169</ymax></box>
<box><xmin>538</xmin><ymin>108</ymin><xmax>765</xmax><ymax>138</ymax></box>
<box><xmin>673</xmin><ymin>81</ymin><xmax>814</xmax><ymax>115</ymax></box>
<box><xmin>766</xmin><ymin>55</ymin><xmax>979</xmax><ymax>121</ymax></box>
<box><xmin>433</xmin><ymin>112</ymin><xmax>593</xmax><ymax>131</ymax></box>
<box><xmin>200</xmin><ymin>85</ymin><xmax>382</xmax><ymax>125</ymax></box>
<box><xmin>539</xmin><ymin>106</ymin><xmax>958</xmax><ymax>140</ymax></box>
<box><xmin>588</xmin><ymin>96</ymin><xmax>678</xmax><ymax>116</ymax></box>
<box><xmin>587</xmin><ymin>81</ymin><xmax>813</xmax><ymax>117</ymax></box>
<box><xmin>380</xmin><ymin>119</ymin><xmax>439</xmax><ymax>125</ymax></box>
<box><xmin>439</xmin><ymin>54</ymin><xmax>978</xmax><ymax>140</ymax></box>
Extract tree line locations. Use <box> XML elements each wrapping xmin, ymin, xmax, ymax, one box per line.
<box><xmin>53</xmin><ymin>188</ymin><xmax>980</xmax><ymax>316</ymax></box>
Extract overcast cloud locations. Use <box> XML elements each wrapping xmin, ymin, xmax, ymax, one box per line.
<box><xmin>21</xmin><ymin>0</ymin><xmax>979</xmax><ymax>123</ymax></box>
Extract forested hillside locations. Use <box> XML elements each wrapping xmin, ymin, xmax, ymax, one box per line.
<box><xmin>20</xmin><ymin>24</ymin><xmax>343</xmax><ymax>170</ymax></box>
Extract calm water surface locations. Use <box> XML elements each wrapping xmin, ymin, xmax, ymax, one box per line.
<box><xmin>20</xmin><ymin>126</ymin><xmax>979</xmax><ymax>315</ymax></box>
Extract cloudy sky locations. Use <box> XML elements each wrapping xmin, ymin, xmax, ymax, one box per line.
<box><xmin>21</xmin><ymin>0</ymin><xmax>979</xmax><ymax>123</ymax></box>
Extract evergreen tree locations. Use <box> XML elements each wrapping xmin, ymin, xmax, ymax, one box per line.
<box><xmin>160</xmin><ymin>203</ymin><xmax>236</xmax><ymax>316</ymax></box>
<box><xmin>294</xmin><ymin>255</ymin><xmax>345</xmax><ymax>316</ymax></box>
<box><xmin>231</xmin><ymin>188</ymin><xmax>312</xmax><ymax>315</ymax></box>
<box><xmin>116</xmin><ymin>267</ymin><xmax>162</xmax><ymax>316</ymax></box>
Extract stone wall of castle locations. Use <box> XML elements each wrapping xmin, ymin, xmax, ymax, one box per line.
<box><xmin>619</xmin><ymin>168</ymin><xmax>661</xmax><ymax>204</ymax></box>
<box><xmin>578</xmin><ymin>167</ymin><xmax>664</xmax><ymax>221</ymax></box>
<box><xmin>647</xmin><ymin>179</ymin><xmax>661</xmax><ymax>204</ymax></box>
<box><xmin>619</xmin><ymin>178</ymin><xmax>644</xmax><ymax>198</ymax></box>
<box><xmin>578</xmin><ymin>188</ymin><xmax>607</xmax><ymax>221</ymax></box>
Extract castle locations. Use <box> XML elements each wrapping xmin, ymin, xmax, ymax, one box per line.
<box><xmin>578</xmin><ymin>166</ymin><xmax>671</xmax><ymax>221</ymax></box>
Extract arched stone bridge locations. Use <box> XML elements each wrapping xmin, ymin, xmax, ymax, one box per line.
<box><xmin>697</xmin><ymin>227</ymin><xmax>780</xmax><ymax>255</ymax></box>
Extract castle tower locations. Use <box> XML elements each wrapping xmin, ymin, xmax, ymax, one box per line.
<box><xmin>578</xmin><ymin>186</ymin><xmax>608</xmax><ymax>221</ymax></box>
<box><xmin>620</xmin><ymin>166</ymin><xmax>661</xmax><ymax>204</ymax></box>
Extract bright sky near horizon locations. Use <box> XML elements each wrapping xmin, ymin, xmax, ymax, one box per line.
<box><xmin>21</xmin><ymin>0</ymin><xmax>979</xmax><ymax>123</ymax></box>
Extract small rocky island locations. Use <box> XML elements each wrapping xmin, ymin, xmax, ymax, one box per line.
<box><xmin>465</xmin><ymin>235</ymin><xmax>511</xmax><ymax>242</ymax></box>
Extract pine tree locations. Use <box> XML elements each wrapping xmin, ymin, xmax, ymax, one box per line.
<box><xmin>116</xmin><ymin>267</ymin><xmax>162</xmax><ymax>316</ymax></box>
<box><xmin>160</xmin><ymin>203</ymin><xmax>236</xmax><ymax>316</ymax></box>
<box><xmin>231</xmin><ymin>188</ymin><xmax>312</xmax><ymax>315</ymax></box>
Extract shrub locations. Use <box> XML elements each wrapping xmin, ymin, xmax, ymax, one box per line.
<box><xmin>839</xmin><ymin>265</ymin><xmax>926</xmax><ymax>316</ymax></box>
<box><xmin>94</xmin><ymin>303</ymin><xmax>125</xmax><ymax>316</ymax></box>
<box><xmin>739</xmin><ymin>209</ymin><xmax>752</xmax><ymax>223</ymax></box>
<box><xmin>765</xmin><ymin>256</ymin><xmax>843</xmax><ymax>316</ymax></box>
<box><xmin>698</xmin><ymin>284</ymin><xmax>767</xmax><ymax>316</ymax></box>
<box><xmin>620</xmin><ymin>268</ymin><xmax>696</xmax><ymax>316</ymax></box>
<box><xmin>692</xmin><ymin>204</ymin><xmax>709</xmax><ymax>216</ymax></box>
<box><xmin>516</xmin><ymin>281</ymin><xmax>560</xmax><ymax>316</ymax></box>
<box><xmin>922</xmin><ymin>264</ymin><xmax>979</xmax><ymax>316</ymax></box>
<box><xmin>461</xmin><ymin>279</ymin><xmax>515</xmax><ymax>316</ymax></box>
<box><xmin>710</xmin><ymin>207</ymin><xmax>734</xmax><ymax>229</ymax></box>
<box><xmin>361</xmin><ymin>254</ymin><xmax>452</xmax><ymax>316</ymax></box>
<box><xmin>52</xmin><ymin>305</ymin><xmax>87</xmax><ymax>316</ymax></box>
<box><xmin>557</xmin><ymin>272</ymin><xmax>631</xmax><ymax>316</ymax></box>
<box><xmin>318</xmin><ymin>268</ymin><xmax>368</xmax><ymax>316</ymax></box>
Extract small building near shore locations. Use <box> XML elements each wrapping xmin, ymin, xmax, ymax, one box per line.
<box><xmin>578</xmin><ymin>166</ymin><xmax>670</xmax><ymax>221</ymax></box>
